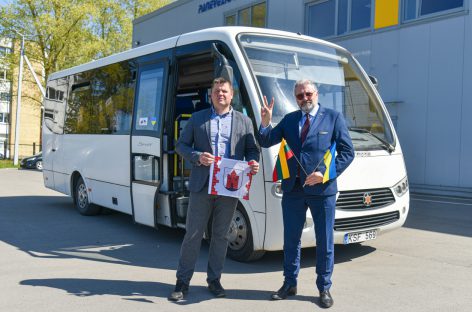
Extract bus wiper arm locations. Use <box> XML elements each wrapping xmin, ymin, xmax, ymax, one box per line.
<box><xmin>349</xmin><ymin>127</ymin><xmax>395</xmax><ymax>153</ymax></box>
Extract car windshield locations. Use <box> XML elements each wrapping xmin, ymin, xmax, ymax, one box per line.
<box><xmin>238</xmin><ymin>34</ymin><xmax>395</xmax><ymax>151</ymax></box>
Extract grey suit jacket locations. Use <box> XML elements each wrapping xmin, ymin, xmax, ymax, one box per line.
<box><xmin>176</xmin><ymin>108</ymin><xmax>260</xmax><ymax>193</ymax></box>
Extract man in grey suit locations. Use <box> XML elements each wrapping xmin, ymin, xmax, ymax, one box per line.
<box><xmin>169</xmin><ymin>77</ymin><xmax>260</xmax><ymax>301</ymax></box>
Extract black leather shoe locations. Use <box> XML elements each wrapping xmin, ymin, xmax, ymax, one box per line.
<box><xmin>168</xmin><ymin>280</ymin><xmax>189</xmax><ymax>301</ymax></box>
<box><xmin>270</xmin><ymin>282</ymin><xmax>297</xmax><ymax>300</ymax></box>
<box><xmin>208</xmin><ymin>279</ymin><xmax>226</xmax><ymax>298</ymax></box>
<box><xmin>319</xmin><ymin>290</ymin><xmax>334</xmax><ymax>308</ymax></box>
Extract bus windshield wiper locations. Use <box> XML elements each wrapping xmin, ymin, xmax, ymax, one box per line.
<box><xmin>349</xmin><ymin>127</ymin><xmax>395</xmax><ymax>153</ymax></box>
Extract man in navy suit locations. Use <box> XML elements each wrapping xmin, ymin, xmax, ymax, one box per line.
<box><xmin>259</xmin><ymin>79</ymin><xmax>354</xmax><ymax>308</ymax></box>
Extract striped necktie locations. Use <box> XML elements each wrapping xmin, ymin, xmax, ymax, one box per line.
<box><xmin>301</xmin><ymin>113</ymin><xmax>310</xmax><ymax>144</ymax></box>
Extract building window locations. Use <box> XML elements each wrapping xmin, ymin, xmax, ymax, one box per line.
<box><xmin>46</xmin><ymin>87</ymin><xmax>64</xmax><ymax>101</ymax></box>
<box><xmin>0</xmin><ymin>92</ymin><xmax>11</xmax><ymax>102</ymax></box>
<box><xmin>0</xmin><ymin>112</ymin><xmax>9</xmax><ymax>123</ymax></box>
<box><xmin>239</xmin><ymin>7</ymin><xmax>251</xmax><ymax>26</ymax></box>
<box><xmin>225</xmin><ymin>14</ymin><xmax>236</xmax><ymax>26</ymax></box>
<box><xmin>308</xmin><ymin>0</ymin><xmax>336</xmax><ymax>37</ymax></box>
<box><xmin>251</xmin><ymin>2</ymin><xmax>266</xmax><ymax>27</ymax></box>
<box><xmin>307</xmin><ymin>0</ymin><xmax>372</xmax><ymax>38</ymax></box>
<box><xmin>351</xmin><ymin>0</ymin><xmax>371</xmax><ymax>31</ymax></box>
<box><xmin>0</xmin><ymin>69</ymin><xmax>7</xmax><ymax>80</ymax></box>
<box><xmin>404</xmin><ymin>0</ymin><xmax>464</xmax><ymax>21</ymax></box>
<box><xmin>224</xmin><ymin>2</ymin><xmax>266</xmax><ymax>28</ymax></box>
<box><xmin>0</xmin><ymin>47</ymin><xmax>12</xmax><ymax>58</ymax></box>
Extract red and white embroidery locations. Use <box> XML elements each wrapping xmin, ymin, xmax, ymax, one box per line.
<box><xmin>209</xmin><ymin>157</ymin><xmax>253</xmax><ymax>200</ymax></box>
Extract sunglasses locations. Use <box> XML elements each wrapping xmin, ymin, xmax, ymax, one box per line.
<box><xmin>296</xmin><ymin>92</ymin><xmax>315</xmax><ymax>100</ymax></box>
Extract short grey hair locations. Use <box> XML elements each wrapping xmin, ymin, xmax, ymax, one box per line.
<box><xmin>293</xmin><ymin>79</ymin><xmax>318</xmax><ymax>95</ymax></box>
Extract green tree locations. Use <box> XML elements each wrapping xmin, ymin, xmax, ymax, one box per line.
<box><xmin>92</xmin><ymin>0</ymin><xmax>171</xmax><ymax>58</ymax></box>
<box><xmin>0</xmin><ymin>0</ymin><xmax>171</xmax><ymax>83</ymax></box>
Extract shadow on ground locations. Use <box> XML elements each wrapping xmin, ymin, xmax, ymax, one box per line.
<box><xmin>20</xmin><ymin>277</ymin><xmax>326</xmax><ymax>305</ymax></box>
<box><xmin>1</xmin><ymin>195</ymin><xmax>375</xmax><ymax>274</ymax></box>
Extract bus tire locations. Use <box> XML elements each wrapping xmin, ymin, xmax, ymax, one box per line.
<box><xmin>74</xmin><ymin>176</ymin><xmax>101</xmax><ymax>216</ymax></box>
<box><xmin>227</xmin><ymin>204</ymin><xmax>265</xmax><ymax>262</ymax></box>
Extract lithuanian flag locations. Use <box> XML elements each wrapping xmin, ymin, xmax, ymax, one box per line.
<box><xmin>322</xmin><ymin>142</ymin><xmax>337</xmax><ymax>183</ymax></box>
<box><xmin>273</xmin><ymin>139</ymin><xmax>294</xmax><ymax>182</ymax></box>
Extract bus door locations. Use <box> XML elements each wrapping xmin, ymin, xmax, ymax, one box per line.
<box><xmin>43</xmin><ymin>79</ymin><xmax>68</xmax><ymax>193</ymax></box>
<box><xmin>130</xmin><ymin>58</ymin><xmax>169</xmax><ymax>227</ymax></box>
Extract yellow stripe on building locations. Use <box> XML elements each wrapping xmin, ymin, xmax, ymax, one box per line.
<box><xmin>374</xmin><ymin>0</ymin><xmax>399</xmax><ymax>29</ymax></box>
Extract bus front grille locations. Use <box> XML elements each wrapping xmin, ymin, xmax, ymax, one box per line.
<box><xmin>336</xmin><ymin>188</ymin><xmax>395</xmax><ymax>210</ymax></box>
<box><xmin>334</xmin><ymin>211</ymin><xmax>400</xmax><ymax>231</ymax></box>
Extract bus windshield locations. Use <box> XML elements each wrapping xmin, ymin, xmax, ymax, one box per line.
<box><xmin>238</xmin><ymin>34</ymin><xmax>395</xmax><ymax>151</ymax></box>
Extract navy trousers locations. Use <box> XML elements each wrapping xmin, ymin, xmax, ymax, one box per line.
<box><xmin>281</xmin><ymin>182</ymin><xmax>336</xmax><ymax>291</ymax></box>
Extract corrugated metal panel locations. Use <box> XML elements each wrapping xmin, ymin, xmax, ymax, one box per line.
<box><xmin>459</xmin><ymin>11</ymin><xmax>472</xmax><ymax>188</ymax></box>
<box><xmin>370</xmin><ymin>31</ymin><xmax>400</xmax><ymax>102</ymax></box>
<box><xmin>424</xmin><ymin>17</ymin><xmax>465</xmax><ymax>187</ymax></box>
<box><xmin>397</xmin><ymin>24</ymin><xmax>431</xmax><ymax>186</ymax></box>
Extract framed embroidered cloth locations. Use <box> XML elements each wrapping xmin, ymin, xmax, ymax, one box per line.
<box><xmin>208</xmin><ymin>156</ymin><xmax>253</xmax><ymax>200</ymax></box>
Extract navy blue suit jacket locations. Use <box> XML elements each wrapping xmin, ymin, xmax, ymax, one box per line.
<box><xmin>259</xmin><ymin>105</ymin><xmax>354</xmax><ymax>196</ymax></box>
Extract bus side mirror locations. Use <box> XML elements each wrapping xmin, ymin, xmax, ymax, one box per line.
<box><xmin>212</xmin><ymin>43</ymin><xmax>233</xmax><ymax>83</ymax></box>
<box><xmin>369</xmin><ymin>75</ymin><xmax>378</xmax><ymax>88</ymax></box>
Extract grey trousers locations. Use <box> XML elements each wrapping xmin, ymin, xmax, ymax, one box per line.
<box><xmin>176</xmin><ymin>187</ymin><xmax>238</xmax><ymax>284</ymax></box>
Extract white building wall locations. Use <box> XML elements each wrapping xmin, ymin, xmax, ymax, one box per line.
<box><xmin>133</xmin><ymin>0</ymin><xmax>312</xmax><ymax>47</ymax></box>
<box><xmin>133</xmin><ymin>0</ymin><xmax>246</xmax><ymax>47</ymax></box>
<box><xmin>0</xmin><ymin>38</ymin><xmax>13</xmax><ymax>158</ymax></box>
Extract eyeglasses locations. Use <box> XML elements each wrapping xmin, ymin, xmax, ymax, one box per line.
<box><xmin>296</xmin><ymin>92</ymin><xmax>315</xmax><ymax>100</ymax></box>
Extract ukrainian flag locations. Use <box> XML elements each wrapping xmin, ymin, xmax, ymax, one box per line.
<box><xmin>272</xmin><ymin>139</ymin><xmax>294</xmax><ymax>182</ymax></box>
<box><xmin>323</xmin><ymin>142</ymin><xmax>337</xmax><ymax>183</ymax></box>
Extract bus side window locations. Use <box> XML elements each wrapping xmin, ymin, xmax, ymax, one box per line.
<box><xmin>134</xmin><ymin>65</ymin><xmax>166</xmax><ymax>133</ymax></box>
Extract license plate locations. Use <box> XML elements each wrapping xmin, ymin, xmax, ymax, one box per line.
<box><xmin>343</xmin><ymin>229</ymin><xmax>377</xmax><ymax>244</ymax></box>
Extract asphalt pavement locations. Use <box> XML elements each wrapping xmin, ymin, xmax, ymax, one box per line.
<box><xmin>1</xmin><ymin>169</ymin><xmax>471</xmax><ymax>312</ymax></box>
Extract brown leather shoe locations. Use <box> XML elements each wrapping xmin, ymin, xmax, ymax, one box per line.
<box><xmin>319</xmin><ymin>290</ymin><xmax>334</xmax><ymax>308</ymax></box>
<box><xmin>270</xmin><ymin>282</ymin><xmax>297</xmax><ymax>300</ymax></box>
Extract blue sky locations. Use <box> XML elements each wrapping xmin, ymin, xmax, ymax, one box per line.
<box><xmin>0</xmin><ymin>0</ymin><xmax>12</xmax><ymax>7</ymax></box>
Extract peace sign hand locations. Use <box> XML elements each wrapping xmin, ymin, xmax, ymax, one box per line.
<box><xmin>261</xmin><ymin>96</ymin><xmax>274</xmax><ymax>127</ymax></box>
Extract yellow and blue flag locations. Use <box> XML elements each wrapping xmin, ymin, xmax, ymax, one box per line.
<box><xmin>272</xmin><ymin>139</ymin><xmax>294</xmax><ymax>182</ymax></box>
<box><xmin>323</xmin><ymin>142</ymin><xmax>337</xmax><ymax>183</ymax></box>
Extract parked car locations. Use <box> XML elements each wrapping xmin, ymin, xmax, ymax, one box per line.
<box><xmin>20</xmin><ymin>152</ymin><xmax>42</xmax><ymax>170</ymax></box>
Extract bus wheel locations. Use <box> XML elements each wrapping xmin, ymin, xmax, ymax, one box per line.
<box><xmin>227</xmin><ymin>204</ymin><xmax>265</xmax><ymax>262</ymax></box>
<box><xmin>74</xmin><ymin>177</ymin><xmax>101</xmax><ymax>216</ymax></box>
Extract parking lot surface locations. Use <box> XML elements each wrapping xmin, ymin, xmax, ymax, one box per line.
<box><xmin>1</xmin><ymin>169</ymin><xmax>471</xmax><ymax>311</ymax></box>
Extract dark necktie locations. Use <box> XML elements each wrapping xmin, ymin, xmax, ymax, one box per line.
<box><xmin>301</xmin><ymin>113</ymin><xmax>310</xmax><ymax>144</ymax></box>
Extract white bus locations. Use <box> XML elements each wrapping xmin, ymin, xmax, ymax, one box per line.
<box><xmin>42</xmin><ymin>27</ymin><xmax>409</xmax><ymax>262</ymax></box>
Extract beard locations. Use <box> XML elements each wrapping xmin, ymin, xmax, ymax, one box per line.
<box><xmin>299</xmin><ymin>100</ymin><xmax>315</xmax><ymax>113</ymax></box>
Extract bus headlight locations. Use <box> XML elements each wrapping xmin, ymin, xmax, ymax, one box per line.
<box><xmin>393</xmin><ymin>176</ymin><xmax>409</xmax><ymax>197</ymax></box>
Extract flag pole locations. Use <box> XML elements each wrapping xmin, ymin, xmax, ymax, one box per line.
<box><xmin>275</xmin><ymin>149</ymin><xmax>309</xmax><ymax>176</ymax></box>
<box><xmin>300</xmin><ymin>156</ymin><xmax>326</xmax><ymax>187</ymax></box>
<box><xmin>290</xmin><ymin>152</ymin><xmax>309</xmax><ymax>176</ymax></box>
<box><xmin>303</xmin><ymin>142</ymin><xmax>336</xmax><ymax>187</ymax></box>
<box><xmin>273</xmin><ymin>139</ymin><xmax>325</xmax><ymax>181</ymax></box>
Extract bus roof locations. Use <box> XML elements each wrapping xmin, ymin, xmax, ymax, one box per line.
<box><xmin>48</xmin><ymin>26</ymin><xmax>347</xmax><ymax>81</ymax></box>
